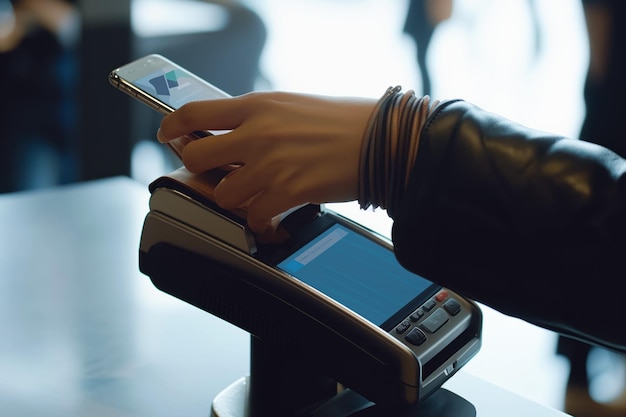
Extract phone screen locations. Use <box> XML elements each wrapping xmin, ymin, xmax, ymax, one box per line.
<box><xmin>131</xmin><ymin>66</ymin><xmax>221</xmax><ymax>110</ymax></box>
<box><xmin>277</xmin><ymin>224</ymin><xmax>436</xmax><ymax>329</ymax></box>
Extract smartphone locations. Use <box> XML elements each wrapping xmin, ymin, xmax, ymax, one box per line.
<box><xmin>109</xmin><ymin>54</ymin><xmax>229</xmax><ymax>159</ymax></box>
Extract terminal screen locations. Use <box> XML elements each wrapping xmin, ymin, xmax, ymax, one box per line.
<box><xmin>278</xmin><ymin>224</ymin><xmax>435</xmax><ymax>327</ymax></box>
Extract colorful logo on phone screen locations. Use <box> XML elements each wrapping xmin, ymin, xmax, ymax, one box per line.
<box><xmin>149</xmin><ymin>70</ymin><xmax>183</xmax><ymax>96</ymax></box>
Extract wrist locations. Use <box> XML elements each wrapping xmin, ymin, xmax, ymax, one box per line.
<box><xmin>358</xmin><ymin>86</ymin><xmax>440</xmax><ymax>217</ymax></box>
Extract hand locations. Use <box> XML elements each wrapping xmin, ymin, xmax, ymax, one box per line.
<box><xmin>158</xmin><ymin>91</ymin><xmax>377</xmax><ymax>233</ymax></box>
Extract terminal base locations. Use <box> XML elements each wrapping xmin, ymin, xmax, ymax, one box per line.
<box><xmin>211</xmin><ymin>375</ymin><xmax>476</xmax><ymax>417</ymax></box>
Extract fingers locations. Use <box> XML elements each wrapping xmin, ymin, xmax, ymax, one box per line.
<box><xmin>157</xmin><ymin>91</ymin><xmax>298</xmax><ymax>143</ymax></box>
<box><xmin>246</xmin><ymin>189</ymin><xmax>302</xmax><ymax>234</ymax></box>
<box><xmin>214</xmin><ymin>166</ymin><xmax>305</xmax><ymax>234</ymax></box>
<box><xmin>213</xmin><ymin>166</ymin><xmax>262</xmax><ymax>209</ymax></box>
<box><xmin>157</xmin><ymin>94</ymin><xmax>260</xmax><ymax>172</ymax></box>
<box><xmin>157</xmin><ymin>97</ymin><xmax>247</xmax><ymax>143</ymax></box>
<box><xmin>180</xmin><ymin>133</ymin><xmax>244</xmax><ymax>173</ymax></box>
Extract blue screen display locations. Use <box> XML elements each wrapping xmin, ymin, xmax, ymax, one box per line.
<box><xmin>277</xmin><ymin>224</ymin><xmax>434</xmax><ymax>326</ymax></box>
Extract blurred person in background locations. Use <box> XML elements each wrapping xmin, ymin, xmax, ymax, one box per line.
<box><xmin>403</xmin><ymin>0</ymin><xmax>452</xmax><ymax>96</ymax></box>
<box><xmin>0</xmin><ymin>0</ymin><xmax>79</xmax><ymax>193</ymax></box>
<box><xmin>403</xmin><ymin>0</ymin><xmax>543</xmax><ymax>97</ymax></box>
<box><xmin>557</xmin><ymin>1</ymin><xmax>626</xmax><ymax>416</ymax></box>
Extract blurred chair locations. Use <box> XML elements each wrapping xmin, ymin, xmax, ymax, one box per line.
<box><xmin>129</xmin><ymin>0</ymin><xmax>267</xmax><ymax>176</ymax></box>
<box><xmin>133</xmin><ymin>0</ymin><xmax>266</xmax><ymax>95</ymax></box>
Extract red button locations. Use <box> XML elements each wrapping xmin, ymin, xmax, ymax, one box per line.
<box><xmin>435</xmin><ymin>290</ymin><xmax>449</xmax><ymax>302</ymax></box>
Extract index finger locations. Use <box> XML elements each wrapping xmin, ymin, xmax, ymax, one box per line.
<box><xmin>158</xmin><ymin>96</ymin><xmax>248</xmax><ymax>143</ymax></box>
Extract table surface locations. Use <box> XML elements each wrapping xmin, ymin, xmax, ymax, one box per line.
<box><xmin>0</xmin><ymin>177</ymin><xmax>568</xmax><ymax>416</ymax></box>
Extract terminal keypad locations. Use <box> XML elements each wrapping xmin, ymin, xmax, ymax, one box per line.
<box><xmin>394</xmin><ymin>290</ymin><xmax>461</xmax><ymax>347</ymax></box>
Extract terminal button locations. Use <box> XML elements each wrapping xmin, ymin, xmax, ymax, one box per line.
<box><xmin>435</xmin><ymin>290</ymin><xmax>449</xmax><ymax>302</ymax></box>
<box><xmin>410</xmin><ymin>309</ymin><xmax>425</xmax><ymax>322</ymax></box>
<box><xmin>420</xmin><ymin>308</ymin><xmax>449</xmax><ymax>334</ymax></box>
<box><xmin>395</xmin><ymin>320</ymin><xmax>411</xmax><ymax>334</ymax></box>
<box><xmin>405</xmin><ymin>328</ymin><xmax>427</xmax><ymax>346</ymax></box>
<box><xmin>422</xmin><ymin>299</ymin><xmax>436</xmax><ymax>312</ymax></box>
<box><xmin>443</xmin><ymin>298</ymin><xmax>462</xmax><ymax>316</ymax></box>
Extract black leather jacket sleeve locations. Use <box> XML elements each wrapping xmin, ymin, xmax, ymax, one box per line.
<box><xmin>391</xmin><ymin>99</ymin><xmax>626</xmax><ymax>353</ymax></box>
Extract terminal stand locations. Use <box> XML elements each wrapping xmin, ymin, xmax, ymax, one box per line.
<box><xmin>210</xmin><ymin>336</ymin><xmax>476</xmax><ymax>417</ymax></box>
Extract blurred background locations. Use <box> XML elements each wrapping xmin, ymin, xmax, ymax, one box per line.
<box><xmin>2</xmin><ymin>0</ymin><xmax>624</xmax><ymax>415</ymax></box>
